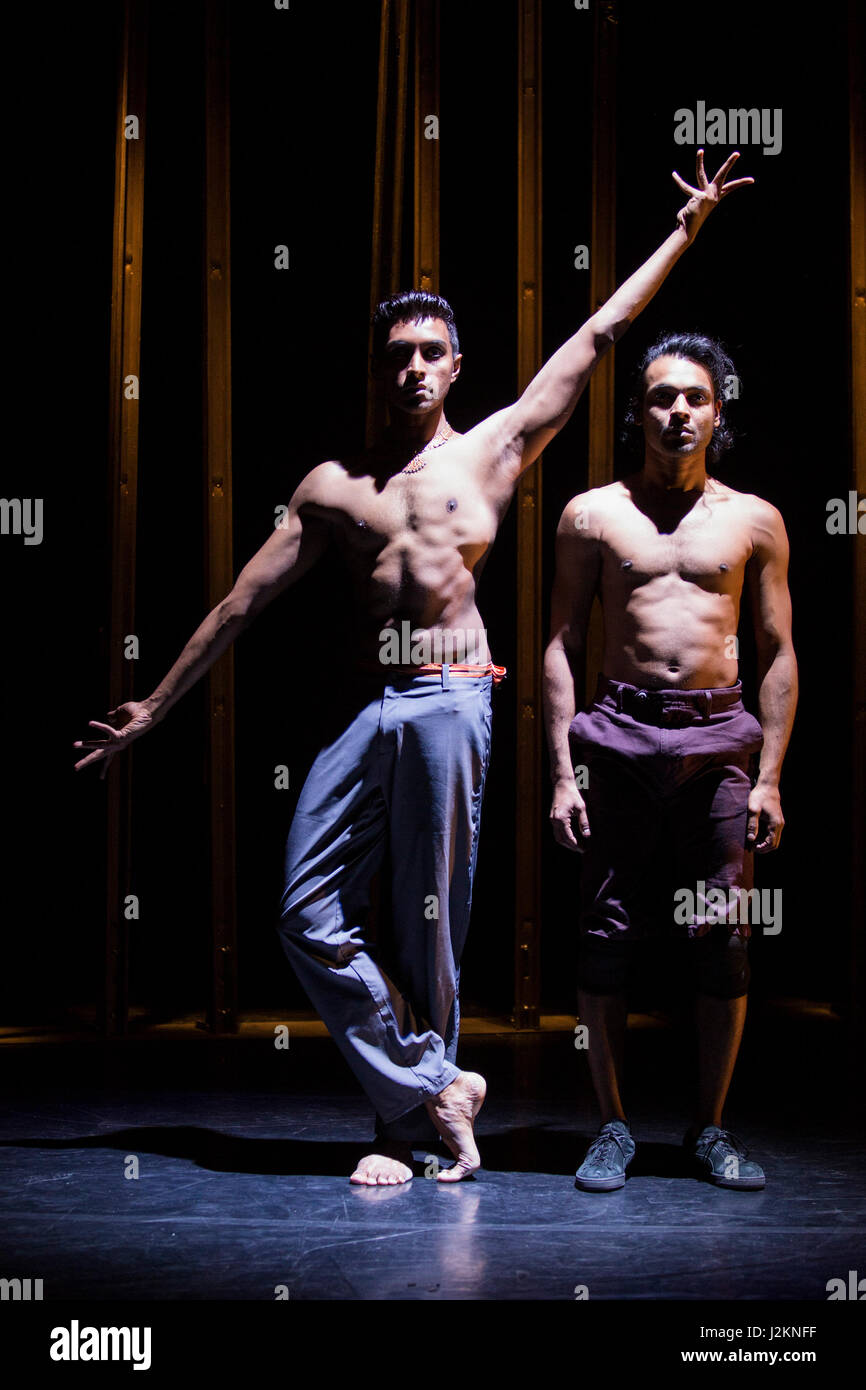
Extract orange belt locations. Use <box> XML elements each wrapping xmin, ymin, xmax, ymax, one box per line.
<box><xmin>410</xmin><ymin>662</ymin><xmax>507</xmax><ymax>685</ymax></box>
<box><xmin>365</xmin><ymin>661</ymin><xmax>507</xmax><ymax>685</ymax></box>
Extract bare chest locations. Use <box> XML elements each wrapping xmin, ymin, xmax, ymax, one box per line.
<box><xmin>602</xmin><ymin>504</ymin><xmax>752</xmax><ymax>594</ymax></box>
<box><xmin>333</xmin><ymin>465</ymin><xmax>498</xmax><ymax>559</ymax></box>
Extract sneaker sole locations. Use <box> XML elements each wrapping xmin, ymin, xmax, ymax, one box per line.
<box><xmin>575</xmin><ymin>1172</ymin><xmax>628</xmax><ymax>1191</ymax></box>
<box><xmin>705</xmin><ymin>1172</ymin><xmax>766</xmax><ymax>1190</ymax></box>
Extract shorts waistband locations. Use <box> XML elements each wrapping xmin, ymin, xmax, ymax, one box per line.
<box><xmin>596</xmin><ymin>674</ymin><xmax>743</xmax><ymax>723</ymax></box>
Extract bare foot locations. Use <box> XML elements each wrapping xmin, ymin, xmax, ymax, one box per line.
<box><xmin>349</xmin><ymin>1143</ymin><xmax>414</xmax><ymax>1186</ymax></box>
<box><xmin>425</xmin><ymin>1071</ymin><xmax>487</xmax><ymax>1182</ymax></box>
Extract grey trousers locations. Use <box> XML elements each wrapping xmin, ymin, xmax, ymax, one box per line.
<box><xmin>277</xmin><ymin>669</ymin><xmax>494</xmax><ymax>1125</ymax></box>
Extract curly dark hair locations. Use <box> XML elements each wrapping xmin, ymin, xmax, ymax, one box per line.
<box><xmin>622</xmin><ymin>332</ymin><xmax>739</xmax><ymax>466</ymax></box>
<box><xmin>371</xmin><ymin>290</ymin><xmax>460</xmax><ymax>361</ymax></box>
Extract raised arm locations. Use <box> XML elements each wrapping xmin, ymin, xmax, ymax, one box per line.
<box><xmin>543</xmin><ymin>494</ymin><xmax>602</xmax><ymax>850</ymax></box>
<box><xmin>74</xmin><ymin>470</ymin><xmax>332</xmax><ymax>776</ymax></box>
<box><xmin>476</xmin><ymin>151</ymin><xmax>753</xmax><ymax>489</ymax></box>
<box><xmin>745</xmin><ymin>499</ymin><xmax>798</xmax><ymax>852</ymax></box>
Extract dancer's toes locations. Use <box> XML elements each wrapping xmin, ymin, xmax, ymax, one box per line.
<box><xmin>350</xmin><ymin>1151</ymin><xmax>414</xmax><ymax>1185</ymax></box>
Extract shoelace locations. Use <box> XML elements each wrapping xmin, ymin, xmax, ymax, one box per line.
<box><xmin>588</xmin><ymin>1128</ymin><xmax>629</xmax><ymax>1166</ymax></box>
<box><xmin>701</xmin><ymin>1128</ymin><xmax>749</xmax><ymax>1161</ymax></box>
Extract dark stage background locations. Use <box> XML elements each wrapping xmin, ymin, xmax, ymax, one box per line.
<box><xmin>2</xmin><ymin>1</ymin><xmax>856</xmax><ymax>1033</ymax></box>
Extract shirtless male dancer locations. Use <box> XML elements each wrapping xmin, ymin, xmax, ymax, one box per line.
<box><xmin>75</xmin><ymin>152</ymin><xmax>752</xmax><ymax>1186</ymax></box>
<box><xmin>544</xmin><ymin>331</ymin><xmax>797</xmax><ymax>1191</ymax></box>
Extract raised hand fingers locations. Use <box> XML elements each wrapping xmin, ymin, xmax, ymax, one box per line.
<box><xmin>672</xmin><ymin>169</ymin><xmax>699</xmax><ymax>197</ymax></box>
<box><xmin>707</xmin><ymin>148</ymin><xmax>741</xmax><ymax>187</ymax></box>
<box><xmin>674</xmin><ymin>150</ymin><xmax>754</xmax><ymax>205</ymax></box>
<box><xmin>711</xmin><ymin>151</ymin><xmax>755</xmax><ymax>195</ymax></box>
<box><xmin>718</xmin><ymin>175</ymin><xmax>755</xmax><ymax>195</ymax></box>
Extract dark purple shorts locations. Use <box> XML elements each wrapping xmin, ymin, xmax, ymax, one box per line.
<box><xmin>568</xmin><ymin>675</ymin><xmax>764</xmax><ymax>998</ymax></box>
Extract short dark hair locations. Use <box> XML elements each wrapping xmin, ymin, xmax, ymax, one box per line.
<box><xmin>622</xmin><ymin>331</ymin><xmax>738</xmax><ymax>466</ymax></box>
<box><xmin>371</xmin><ymin>290</ymin><xmax>460</xmax><ymax>360</ymax></box>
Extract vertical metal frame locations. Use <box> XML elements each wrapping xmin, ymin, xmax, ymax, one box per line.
<box><xmin>413</xmin><ymin>0</ymin><xmax>440</xmax><ymax>291</ymax></box>
<box><xmin>847</xmin><ymin>0</ymin><xmax>865</xmax><ymax>1053</ymax></box>
<box><xmin>367</xmin><ymin>0</ymin><xmax>410</xmax><ymax>445</ymax></box>
<box><xmin>105</xmin><ymin>0</ymin><xmax>148</xmax><ymax>1036</ymax></box>
<box><xmin>203</xmin><ymin>0</ymin><xmax>238</xmax><ymax>1034</ymax></box>
<box><xmin>584</xmin><ymin>0</ymin><xmax>618</xmax><ymax>702</ymax></box>
<box><xmin>513</xmin><ymin>0</ymin><xmax>543</xmax><ymax>1029</ymax></box>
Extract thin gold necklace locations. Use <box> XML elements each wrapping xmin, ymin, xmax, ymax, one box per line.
<box><xmin>399</xmin><ymin>423</ymin><xmax>455</xmax><ymax>474</ymax></box>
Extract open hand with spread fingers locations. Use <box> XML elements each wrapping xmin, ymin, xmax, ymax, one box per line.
<box><xmin>73</xmin><ymin>701</ymin><xmax>155</xmax><ymax>779</ymax></box>
<box><xmin>673</xmin><ymin>148</ymin><xmax>754</xmax><ymax>242</ymax></box>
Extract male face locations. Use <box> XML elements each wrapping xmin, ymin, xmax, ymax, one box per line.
<box><xmin>640</xmin><ymin>355</ymin><xmax>721</xmax><ymax>463</ymax></box>
<box><xmin>373</xmin><ymin>317</ymin><xmax>462</xmax><ymax>416</ymax></box>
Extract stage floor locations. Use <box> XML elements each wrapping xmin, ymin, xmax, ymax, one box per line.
<box><xmin>1</xmin><ymin>1006</ymin><xmax>863</xmax><ymax>1301</ymax></box>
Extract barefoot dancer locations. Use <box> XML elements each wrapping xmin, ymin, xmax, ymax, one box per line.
<box><xmin>76</xmin><ymin>153</ymin><xmax>752</xmax><ymax>1184</ymax></box>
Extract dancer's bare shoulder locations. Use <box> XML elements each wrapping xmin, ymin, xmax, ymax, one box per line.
<box><xmin>558</xmin><ymin>482</ymin><xmax>631</xmax><ymax>539</ymax></box>
<box><xmin>294</xmin><ymin>458</ymin><xmax>359</xmax><ymax>506</ymax></box>
<box><xmin>687</xmin><ymin>480</ymin><xmax>788</xmax><ymax>555</ymax></box>
<box><xmin>737</xmin><ymin>489</ymin><xmax>789</xmax><ymax>562</ymax></box>
<box><xmin>289</xmin><ymin>457</ymin><xmax>384</xmax><ymax>532</ymax></box>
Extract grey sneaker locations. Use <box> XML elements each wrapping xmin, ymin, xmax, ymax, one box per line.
<box><xmin>687</xmin><ymin>1125</ymin><xmax>765</xmax><ymax>1190</ymax></box>
<box><xmin>575</xmin><ymin>1120</ymin><xmax>635</xmax><ymax>1191</ymax></box>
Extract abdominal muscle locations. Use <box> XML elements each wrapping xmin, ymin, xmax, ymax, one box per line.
<box><xmin>603</xmin><ymin>577</ymin><xmax>742</xmax><ymax>690</ymax></box>
<box><xmin>343</xmin><ymin>545</ymin><xmax>492</xmax><ymax>667</ymax></box>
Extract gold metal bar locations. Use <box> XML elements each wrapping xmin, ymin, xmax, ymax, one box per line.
<box><xmin>413</xmin><ymin>0</ymin><xmax>440</xmax><ymax>290</ymax></box>
<box><xmin>105</xmin><ymin>0</ymin><xmax>148</xmax><ymax>1037</ymax></box>
<box><xmin>513</xmin><ymin>0</ymin><xmax>543</xmax><ymax>1030</ymax></box>
<box><xmin>585</xmin><ymin>0</ymin><xmax>618</xmax><ymax>702</ymax></box>
<box><xmin>203</xmin><ymin>0</ymin><xmax>238</xmax><ymax>1034</ymax></box>
<box><xmin>847</xmin><ymin>0</ymin><xmax>865</xmax><ymax>1055</ymax></box>
<box><xmin>367</xmin><ymin>0</ymin><xmax>410</xmax><ymax>445</ymax></box>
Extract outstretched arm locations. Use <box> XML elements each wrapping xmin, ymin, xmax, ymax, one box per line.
<box><xmin>478</xmin><ymin>151</ymin><xmax>753</xmax><ymax>486</ymax></box>
<box><xmin>74</xmin><ymin>472</ymin><xmax>331</xmax><ymax>777</ymax></box>
<box><xmin>745</xmin><ymin>500</ymin><xmax>798</xmax><ymax>852</ymax></box>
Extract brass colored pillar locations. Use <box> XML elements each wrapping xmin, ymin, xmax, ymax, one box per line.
<box><xmin>104</xmin><ymin>0</ymin><xmax>149</xmax><ymax>1036</ymax></box>
<box><xmin>367</xmin><ymin>0</ymin><xmax>410</xmax><ymax>445</ymax></box>
<box><xmin>847</xmin><ymin>0</ymin><xmax>865</xmax><ymax>1056</ymax></box>
<box><xmin>413</xmin><ymin>0</ymin><xmax>440</xmax><ymax>291</ymax></box>
<box><xmin>513</xmin><ymin>0</ymin><xmax>543</xmax><ymax>1029</ymax></box>
<box><xmin>203</xmin><ymin>0</ymin><xmax>238</xmax><ymax>1034</ymax></box>
<box><xmin>584</xmin><ymin>0</ymin><xmax>618</xmax><ymax>703</ymax></box>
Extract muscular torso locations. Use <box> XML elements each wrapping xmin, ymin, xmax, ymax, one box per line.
<box><xmin>302</xmin><ymin>433</ymin><xmax>506</xmax><ymax>664</ymax></box>
<box><xmin>592</xmin><ymin>476</ymin><xmax>756</xmax><ymax>689</ymax></box>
